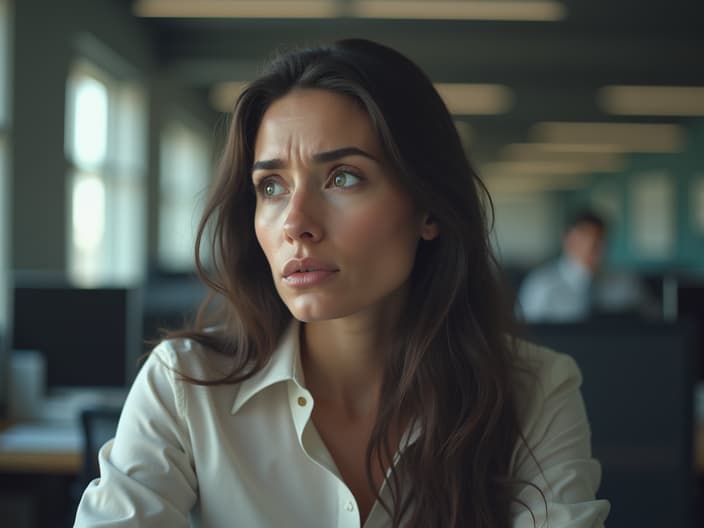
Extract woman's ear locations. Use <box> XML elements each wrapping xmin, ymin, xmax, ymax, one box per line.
<box><xmin>420</xmin><ymin>213</ymin><xmax>440</xmax><ymax>241</ymax></box>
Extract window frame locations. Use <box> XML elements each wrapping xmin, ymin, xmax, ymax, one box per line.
<box><xmin>65</xmin><ymin>57</ymin><xmax>147</xmax><ymax>286</ymax></box>
<box><xmin>157</xmin><ymin>118</ymin><xmax>212</xmax><ymax>272</ymax></box>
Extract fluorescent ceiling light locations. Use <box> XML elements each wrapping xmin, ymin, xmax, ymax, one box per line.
<box><xmin>481</xmin><ymin>160</ymin><xmax>595</xmax><ymax>176</ymax></box>
<box><xmin>454</xmin><ymin>121</ymin><xmax>474</xmax><ymax>147</ymax></box>
<box><xmin>133</xmin><ymin>0</ymin><xmax>336</xmax><ymax>18</ymax></box>
<box><xmin>435</xmin><ymin>83</ymin><xmax>514</xmax><ymax>115</ymax></box>
<box><xmin>598</xmin><ymin>85</ymin><xmax>704</xmax><ymax>116</ymax></box>
<box><xmin>501</xmin><ymin>143</ymin><xmax>627</xmax><ymax>171</ymax></box>
<box><xmin>530</xmin><ymin>122</ymin><xmax>686</xmax><ymax>153</ymax></box>
<box><xmin>210</xmin><ymin>81</ymin><xmax>249</xmax><ymax>113</ymax></box>
<box><xmin>133</xmin><ymin>0</ymin><xmax>565</xmax><ymax>21</ymax></box>
<box><xmin>484</xmin><ymin>173</ymin><xmax>588</xmax><ymax>194</ymax></box>
<box><xmin>355</xmin><ymin>1</ymin><xmax>566</xmax><ymax>21</ymax></box>
<box><xmin>505</xmin><ymin>142</ymin><xmax>630</xmax><ymax>154</ymax></box>
<box><xmin>211</xmin><ymin>81</ymin><xmax>514</xmax><ymax>115</ymax></box>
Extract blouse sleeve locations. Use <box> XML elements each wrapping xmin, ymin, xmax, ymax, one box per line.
<box><xmin>74</xmin><ymin>342</ymin><xmax>197</xmax><ymax>527</ymax></box>
<box><xmin>510</xmin><ymin>347</ymin><xmax>611</xmax><ymax>527</ymax></box>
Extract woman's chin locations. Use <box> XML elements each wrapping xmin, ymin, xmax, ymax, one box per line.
<box><xmin>287</xmin><ymin>298</ymin><xmax>352</xmax><ymax>323</ymax></box>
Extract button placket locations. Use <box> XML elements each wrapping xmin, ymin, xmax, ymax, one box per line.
<box><xmin>287</xmin><ymin>381</ymin><xmax>313</xmax><ymax>442</ymax></box>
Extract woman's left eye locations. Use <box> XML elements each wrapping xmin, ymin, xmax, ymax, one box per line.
<box><xmin>331</xmin><ymin>170</ymin><xmax>361</xmax><ymax>188</ymax></box>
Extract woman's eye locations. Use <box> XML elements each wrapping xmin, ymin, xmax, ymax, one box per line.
<box><xmin>332</xmin><ymin>170</ymin><xmax>361</xmax><ymax>188</ymax></box>
<box><xmin>259</xmin><ymin>179</ymin><xmax>285</xmax><ymax>197</ymax></box>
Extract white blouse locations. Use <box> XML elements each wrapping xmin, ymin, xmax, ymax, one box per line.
<box><xmin>74</xmin><ymin>322</ymin><xmax>610</xmax><ymax>527</ymax></box>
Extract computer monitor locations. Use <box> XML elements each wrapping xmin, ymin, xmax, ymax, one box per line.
<box><xmin>676</xmin><ymin>280</ymin><xmax>704</xmax><ymax>378</ymax></box>
<box><xmin>11</xmin><ymin>283</ymin><xmax>142</xmax><ymax>389</ymax></box>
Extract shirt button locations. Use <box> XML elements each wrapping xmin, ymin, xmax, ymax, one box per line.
<box><xmin>344</xmin><ymin>500</ymin><xmax>355</xmax><ymax>512</ymax></box>
<box><xmin>297</xmin><ymin>396</ymin><xmax>307</xmax><ymax>407</ymax></box>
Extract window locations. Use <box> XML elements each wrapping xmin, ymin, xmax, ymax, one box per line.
<box><xmin>158</xmin><ymin>121</ymin><xmax>211</xmax><ymax>271</ymax></box>
<box><xmin>0</xmin><ymin>0</ymin><xmax>11</xmax><ymax>331</ymax></box>
<box><xmin>0</xmin><ymin>0</ymin><xmax>8</xmax><ymax>127</ymax></box>
<box><xmin>65</xmin><ymin>60</ymin><xmax>146</xmax><ymax>286</ymax></box>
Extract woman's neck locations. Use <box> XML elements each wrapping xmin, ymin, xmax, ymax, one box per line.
<box><xmin>301</xmin><ymin>316</ymin><xmax>387</xmax><ymax>418</ymax></box>
<box><xmin>300</xmin><ymin>285</ymin><xmax>407</xmax><ymax>418</ymax></box>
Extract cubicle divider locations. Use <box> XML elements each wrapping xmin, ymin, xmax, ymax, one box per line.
<box><xmin>525</xmin><ymin>320</ymin><xmax>699</xmax><ymax>528</ymax></box>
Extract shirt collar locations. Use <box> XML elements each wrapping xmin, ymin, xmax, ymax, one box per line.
<box><xmin>229</xmin><ymin>319</ymin><xmax>424</xmax><ymax>451</ymax></box>
<box><xmin>230</xmin><ymin>319</ymin><xmax>305</xmax><ymax>414</ymax></box>
<box><xmin>558</xmin><ymin>254</ymin><xmax>591</xmax><ymax>286</ymax></box>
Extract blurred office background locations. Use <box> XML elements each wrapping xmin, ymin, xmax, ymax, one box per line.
<box><xmin>0</xmin><ymin>0</ymin><xmax>703</xmax><ymax>526</ymax></box>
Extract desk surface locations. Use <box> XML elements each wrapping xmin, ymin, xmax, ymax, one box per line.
<box><xmin>697</xmin><ymin>423</ymin><xmax>704</xmax><ymax>474</ymax></box>
<box><xmin>0</xmin><ymin>421</ymin><xmax>82</xmax><ymax>474</ymax></box>
<box><xmin>0</xmin><ymin>450</ymin><xmax>81</xmax><ymax>474</ymax></box>
<box><xmin>2</xmin><ymin>421</ymin><xmax>704</xmax><ymax>476</ymax></box>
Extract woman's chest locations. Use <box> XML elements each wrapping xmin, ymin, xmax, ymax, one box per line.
<box><xmin>185</xmin><ymin>383</ymin><xmax>399</xmax><ymax>527</ymax></box>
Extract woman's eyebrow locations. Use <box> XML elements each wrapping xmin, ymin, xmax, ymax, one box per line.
<box><xmin>252</xmin><ymin>146</ymin><xmax>378</xmax><ymax>172</ymax></box>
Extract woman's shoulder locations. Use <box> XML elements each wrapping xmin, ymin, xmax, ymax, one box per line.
<box><xmin>148</xmin><ymin>333</ymin><xmax>236</xmax><ymax>382</ymax></box>
<box><xmin>514</xmin><ymin>339</ymin><xmax>581</xmax><ymax>382</ymax></box>
<box><xmin>511</xmin><ymin>339</ymin><xmax>583</xmax><ymax>416</ymax></box>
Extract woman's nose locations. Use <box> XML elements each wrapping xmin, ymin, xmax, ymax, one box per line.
<box><xmin>282</xmin><ymin>190</ymin><xmax>323</xmax><ymax>243</ymax></box>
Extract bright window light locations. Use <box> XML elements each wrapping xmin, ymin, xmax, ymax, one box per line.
<box><xmin>72</xmin><ymin>175</ymin><xmax>106</xmax><ymax>252</ymax></box>
<box><xmin>158</xmin><ymin>121</ymin><xmax>211</xmax><ymax>271</ymax></box>
<box><xmin>66</xmin><ymin>59</ymin><xmax>147</xmax><ymax>286</ymax></box>
<box><xmin>72</xmin><ymin>77</ymin><xmax>109</xmax><ymax>167</ymax></box>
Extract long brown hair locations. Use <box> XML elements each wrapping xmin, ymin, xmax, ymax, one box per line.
<box><xmin>178</xmin><ymin>38</ymin><xmax>533</xmax><ymax>527</ymax></box>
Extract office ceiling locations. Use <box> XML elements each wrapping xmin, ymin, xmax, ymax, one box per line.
<box><xmin>123</xmin><ymin>0</ymin><xmax>704</xmax><ymax>169</ymax></box>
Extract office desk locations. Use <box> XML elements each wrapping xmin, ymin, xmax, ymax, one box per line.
<box><xmin>0</xmin><ymin>450</ymin><xmax>81</xmax><ymax>474</ymax></box>
<box><xmin>1</xmin><ymin>421</ymin><xmax>704</xmax><ymax>474</ymax></box>
<box><xmin>697</xmin><ymin>423</ymin><xmax>704</xmax><ymax>475</ymax></box>
<box><xmin>0</xmin><ymin>421</ymin><xmax>82</xmax><ymax>475</ymax></box>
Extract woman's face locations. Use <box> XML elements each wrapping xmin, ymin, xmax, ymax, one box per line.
<box><xmin>253</xmin><ymin>88</ymin><xmax>438</xmax><ymax>322</ymax></box>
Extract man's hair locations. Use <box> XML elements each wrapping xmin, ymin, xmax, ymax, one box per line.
<box><xmin>567</xmin><ymin>208</ymin><xmax>607</xmax><ymax>232</ymax></box>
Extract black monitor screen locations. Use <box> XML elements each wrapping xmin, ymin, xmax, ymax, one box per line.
<box><xmin>12</xmin><ymin>286</ymin><xmax>140</xmax><ymax>388</ymax></box>
<box><xmin>677</xmin><ymin>281</ymin><xmax>704</xmax><ymax>378</ymax></box>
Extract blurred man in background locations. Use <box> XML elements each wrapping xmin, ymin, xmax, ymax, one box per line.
<box><xmin>518</xmin><ymin>209</ymin><xmax>658</xmax><ymax>322</ymax></box>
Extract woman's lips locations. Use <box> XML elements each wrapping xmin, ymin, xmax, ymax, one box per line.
<box><xmin>283</xmin><ymin>269</ymin><xmax>338</xmax><ymax>287</ymax></box>
<box><xmin>281</xmin><ymin>258</ymin><xmax>339</xmax><ymax>287</ymax></box>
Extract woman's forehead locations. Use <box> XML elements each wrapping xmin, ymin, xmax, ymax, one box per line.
<box><xmin>253</xmin><ymin>89</ymin><xmax>381</xmax><ymax>160</ymax></box>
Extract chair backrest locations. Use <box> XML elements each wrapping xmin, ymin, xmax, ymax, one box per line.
<box><xmin>79</xmin><ymin>406</ymin><xmax>122</xmax><ymax>487</ymax></box>
<box><xmin>526</xmin><ymin>320</ymin><xmax>699</xmax><ymax>527</ymax></box>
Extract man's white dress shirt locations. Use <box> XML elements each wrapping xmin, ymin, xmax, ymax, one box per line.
<box><xmin>74</xmin><ymin>321</ymin><xmax>610</xmax><ymax>527</ymax></box>
<box><xmin>518</xmin><ymin>256</ymin><xmax>657</xmax><ymax>322</ymax></box>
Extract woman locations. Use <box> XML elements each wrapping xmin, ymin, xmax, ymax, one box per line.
<box><xmin>75</xmin><ymin>39</ymin><xmax>609</xmax><ymax>527</ymax></box>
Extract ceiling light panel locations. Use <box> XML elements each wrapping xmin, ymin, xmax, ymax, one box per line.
<box><xmin>210</xmin><ymin>81</ymin><xmax>249</xmax><ymax>113</ymax></box>
<box><xmin>133</xmin><ymin>0</ymin><xmax>566</xmax><ymax>21</ymax></box>
<box><xmin>501</xmin><ymin>143</ymin><xmax>627</xmax><ymax>171</ymax></box>
<box><xmin>484</xmin><ymin>173</ymin><xmax>589</xmax><ymax>194</ymax></box>
<box><xmin>211</xmin><ymin>81</ymin><xmax>515</xmax><ymax>116</ymax></box>
<box><xmin>355</xmin><ymin>0</ymin><xmax>566</xmax><ymax>21</ymax></box>
<box><xmin>133</xmin><ymin>0</ymin><xmax>336</xmax><ymax>18</ymax></box>
<box><xmin>435</xmin><ymin>83</ymin><xmax>514</xmax><ymax>115</ymax></box>
<box><xmin>530</xmin><ymin>122</ymin><xmax>686</xmax><ymax>153</ymax></box>
<box><xmin>598</xmin><ymin>85</ymin><xmax>704</xmax><ymax>116</ymax></box>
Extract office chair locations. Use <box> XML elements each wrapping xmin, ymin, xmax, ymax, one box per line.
<box><xmin>78</xmin><ymin>406</ymin><xmax>122</xmax><ymax>488</ymax></box>
<box><xmin>527</xmin><ymin>320</ymin><xmax>699</xmax><ymax>527</ymax></box>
